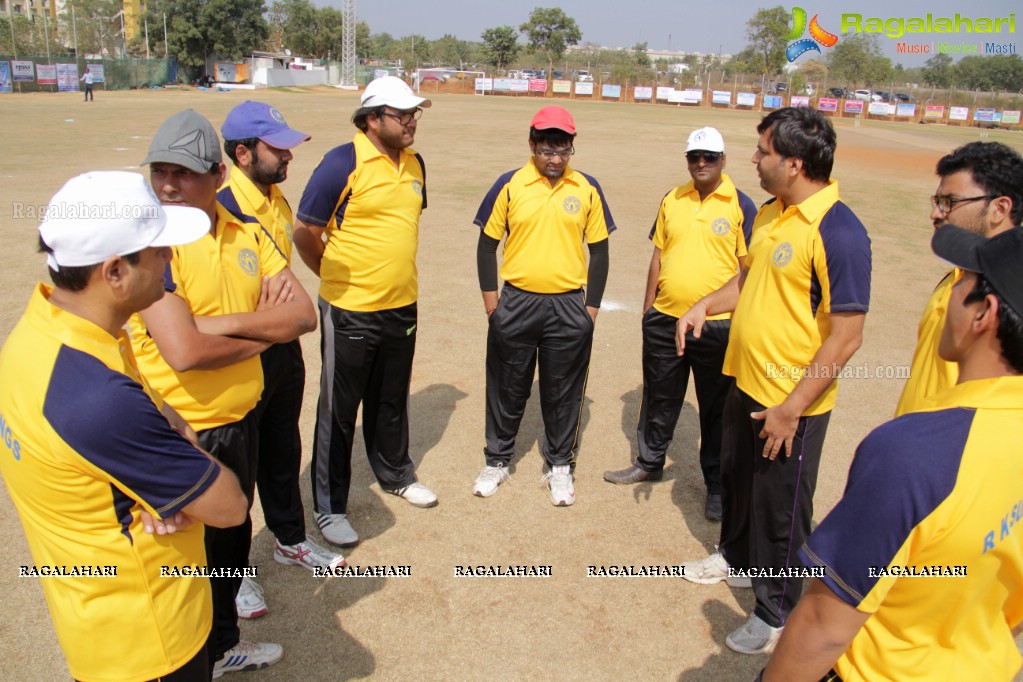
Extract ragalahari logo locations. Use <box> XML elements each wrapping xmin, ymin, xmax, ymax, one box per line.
<box><xmin>786</xmin><ymin>7</ymin><xmax>839</xmax><ymax>61</ymax></box>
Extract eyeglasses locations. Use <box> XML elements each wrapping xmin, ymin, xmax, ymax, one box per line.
<box><xmin>380</xmin><ymin>108</ymin><xmax>423</xmax><ymax>126</ymax></box>
<box><xmin>534</xmin><ymin>146</ymin><xmax>575</xmax><ymax>159</ymax></box>
<box><xmin>930</xmin><ymin>194</ymin><xmax>997</xmax><ymax>215</ymax></box>
<box><xmin>685</xmin><ymin>151</ymin><xmax>723</xmax><ymax>164</ymax></box>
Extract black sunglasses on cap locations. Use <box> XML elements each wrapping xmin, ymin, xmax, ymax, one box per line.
<box><xmin>686</xmin><ymin>150</ymin><xmax>723</xmax><ymax>163</ymax></box>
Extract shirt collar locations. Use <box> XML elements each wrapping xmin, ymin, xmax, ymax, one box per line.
<box><xmin>26</xmin><ymin>283</ymin><xmax>127</xmax><ymax>368</ymax></box>
<box><xmin>679</xmin><ymin>173</ymin><xmax>737</xmax><ymax>200</ymax></box>
<box><xmin>353</xmin><ymin>130</ymin><xmax>418</xmax><ymax>164</ymax></box>
<box><xmin>926</xmin><ymin>375</ymin><xmax>1023</xmax><ymax>411</ymax></box>
<box><xmin>226</xmin><ymin>165</ymin><xmax>281</xmax><ymax>211</ymax></box>
<box><xmin>214</xmin><ymin>203</ymin><xmax>246</xmax><ymax>234</ymax></box>
<box><xmin>788</xmin><ymin>180</ymin><xmax>840</xmax><ymax>223</ymax></box>
<box><xmin>526</xmin><ymin>157</ymin><xmax>578</xmax><ymax>188</ymax></box>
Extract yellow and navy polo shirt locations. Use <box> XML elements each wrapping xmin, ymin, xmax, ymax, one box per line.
<box><xmin>0</xmin><ymin>284</ymin><xmax>217</xmax><ymax>681</ymax></box>
<box><xmin>894</xmin><ymin>270</ymin><xmax>959</xmax><ymax>417</ymax></box>
<box><xmin>722</xmin><ymin>181</ymin><xmax>871</xmax><ymax>415</ymax></box>
<box><xmin>296</xmin><ymin>131</ymin><xmax>426</xmax><ymax>312</ymax></box>
<box><xmin>473</xmin><ymin>159</ymin><xmax>616</xmax><ymax>294</ymax></box>
<box><xmin>650</xmin><ymin>173</ymin><xmax>755</xmax><ymax>319</ymax></box>
<box><xmin>799</xmin><ymin>375</ymin><xmax>1023</xmax><ymax>681</ymax></box>
<box><xmin>219</xmin><ymin>165</ymin><xmax>294</xmax><ymax>264</ymax></box>
<box><xmin>129</xmin><ymin>204</ymin><xmax>288</xmax><ymax>430</ymax></box>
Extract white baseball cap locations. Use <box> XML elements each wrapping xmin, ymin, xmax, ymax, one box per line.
<box><xmin>361</xmin><ymin>76</ymin><xmax>432</xmax><ymax>110</ymax></box>
<box><xmin>686</xmin><ymin>127</ymin><xmax>725</xmax><ymax>153</ymax></box>
<box><xmin>39</xmin><ymin>171</ymin><xmax>210</xmax><ymax>271</ymax></box>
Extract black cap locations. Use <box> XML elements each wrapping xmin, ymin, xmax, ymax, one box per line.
<box><xmin>932</xmin><ymin>224</ymin><xmax>1023</xmax><ymax>318</ymax></box>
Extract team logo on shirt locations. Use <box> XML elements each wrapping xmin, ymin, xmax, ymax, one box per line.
<box><xmin>711</xmin><ymin>218</ymin><xmax>730</xmax><ymax>236</ymax></box>
<box><xmin>238</xmin><ymin>248</ymin><xmax>258</xmax><ymax>276</ymax></box>
<box><xmin>563</xmin><ymin>196</ymin><xmax>581</xmax><ymax>215</ymax></box>
<box><xmin>772</xmin><ymin>242</ymin><xmax>794</xmax><ymax>267</ymax></box>
<box><xmin>411</xmin><ymin>179</ymin><xmax>423</xmax><ymax>197</ymax></box>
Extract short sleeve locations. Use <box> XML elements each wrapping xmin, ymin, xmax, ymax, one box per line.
<box><xmin>580</xmin><ymin>172</ymin><xmax>616</xmax><ymax>241</ymax></box>
<box><xmin>43</xmin><ymin>346</ymin><xmax>220</xmax><ymax>518</ymax></box>
<box><xmin>473</xmin><ymin>170</ymin><xmax>516</xmax><ymax>241</ymax></box>
<box><xmin>648</xmin><ymin>190</ymin><xmax>671</xmax><ymax>246</ymax></box>
<box><xmin>799</xmin><ymin>409</ymin><xmax>974</xmax><ymax>611</ymax></box>
<box><xmin>296</xmin><ymin>143</ymin><xmax>357</xmax><ymax>228</ymax></box>
<box><xmin>816</xmin><ymin>202</ymin><xmax>872</xmax><ymax>313</ymax></box>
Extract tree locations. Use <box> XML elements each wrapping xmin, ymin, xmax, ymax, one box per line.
<box><xmin>799</xmin><ymin>58</ymin><xmax>828</xmax><ymax>91</ymax></box>
<box><xmin>266</xmin><ymin>0</ymin><xmax>317</xmax><ymax>56</ymax></box>
<box><xmin>481</xmin><ymin>25</ymin><xmax>519</xmax><ymax>72</ymax></box>
<box><xmin>826</xmin><ymin>34</ymin><xmax>892</xmax><ymax>87</ymax></box>
<box><xmin>742</xmin><ymin>6</ymin><xmax>789</xmax><ymax>77</ymax></box>
<box><xmin>954</xmin><ymin>54</ymin><xmax>1023</xmax><ymax>91</ymax></box>
<box><xmin>151</xmin><ymin>0</ymin><xmax>268</xmax><ymax>76</ymax></box>
<box><xmin>2</xmin><ymin>12</ymin><xmax>70</xmax><ymax>56</ymax></box>
<box><xmin>519</xmin><ymin>7</ymin><xmax>581</xmax><ymax>93</ymax></box>
<box><xmin>632</xmin><ymin>42</ymin><xmax>650</xmax><ymax>67</ymax></box>
<box><xmin>432</xmin><ymin>33</ymin><xmax>471</xmax><ymax>68</ymax></box>
<box><xmin>63</xmin><ymin>0</ymin><xmax>123</xmax><ymax>57</ymax></box>
<box><xmin>388</xmin><ymin>34</ymin><xmax>430</xmax><ymax>70</ymax></box>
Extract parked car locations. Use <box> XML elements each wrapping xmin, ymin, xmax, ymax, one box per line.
<box><xmin>772</xmin><ymin>81</ymin><xmax>788</xmax><ymax>93</ymax></box>
<box><xmin>574</xmin><ymin>69</ymin><xmax>593</xmax><ymax>82</ymax></box>
<box><xmin>873</xmin><ymin>90</ymin><xmax>894</xmax><ymax>103</ymax></box>
<box><xmin>520</xmin><ymin>69</ymin><xmax>537</xmax><ymax>79</ymax></box>
<box><xmin>894</xmin><ymin>92</ymin><xmax>913</xmax><ymax>102</ymax></box>
<box><xmin>853</xmin><ymin>89</ymin><xmax>882</xmax><ymax>102</ymax></box>
<box><xmin>827</xmin><ymin>87</ymin><xmax>850</xmax><ymax>99</ymax></box>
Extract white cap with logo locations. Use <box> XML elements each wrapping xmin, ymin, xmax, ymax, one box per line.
<box><xmin>361</xmin><ymin>76</ymin><xmax>432</xmax><ymax>110</ymax></box>
<box><xmin>38</xmin><ymin>171</ymin><xmax>210</xmax><ymax>271</ymax></box>
<box><xmin>686</xmin><ymin>127</ymin><xmax>726</xmax><ymax>153</ymax></box>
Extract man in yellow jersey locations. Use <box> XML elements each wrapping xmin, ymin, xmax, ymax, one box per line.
<box><xmin>294</xmin><ymin>76</ymin><xmax>437</xmax><ymax>548</ymax></box>
<box><xmin>894</xmin><ymin>142</ymin><xmax>1023</xmax><ymax>417</ymax></box>
<box><xmin>679</xmin><ymin>107</ymin><xmax>872</xmax><ymax>654</ymax></box>
<box><xmin>0</xmin><ymin>170</ymin><xmax>247</xmax><ymax>682</ymax></box>
<box><xmin>472</xmin><ymin>105</ymin><xmax>616</xmax><ymax>506</ymax></box>
<box><xmin>218</xmin><ymin>101</ymin><xmax>344</xmax><ymax>619</ymax></box>
<box><xmin>604</xmin><ymin>127</ymin><xmax>754</xmax><ymax>521</ymax></box>
<box><xmin>762</xmin><ymin>224</ymin><xmax>1023</xmax><ymax>682</ymax></box>
<box><xmin>132</xmin><ymin>109</ymin><xmax>317</xmax><ymax>678</ymax></box>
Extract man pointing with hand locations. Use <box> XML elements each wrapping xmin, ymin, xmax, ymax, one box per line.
<box><xmin>679</xmin><ymin>107</ymin><xmax>872</xmax><ymax>656</ymax></box>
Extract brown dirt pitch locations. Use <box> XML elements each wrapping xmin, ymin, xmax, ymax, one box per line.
<box><xmin>1</xmin><ymin>89</ymin><xmax>1021</xmax><ymax>681</ymax></box>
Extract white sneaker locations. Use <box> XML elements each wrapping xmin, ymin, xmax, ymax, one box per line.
<box><xmin>542</xmin><ymin>465</ymin><xmax>575</xmax><ymax>507</ymax></box>
<box><xmin>316</xmin><ymin>513</ymin><xmax>359</xmax><ymax>547</ymax></box>
<box><xmin>385</xmin><ymin>482</ymin><xmax>438</xmax><ymax>508</ymax></box>
<box><xmin>680</xmin><ymin>552</ymin><xmax>752</xmax><ymax>587</ymax></box>
<box><xmin>725</xmin><ymin>613</ymin><xmax>783</xmax><ymax>654</ymax></box>
<box><xmin>274</xmin><ymin>538</ymin><xmax>346</xmax><ymax>572</ymax></box>
<box><xmin>473</xmin><ymin>464</ymin><xmax>510</xmax><ymax>497</ymax></box>
<box><xmin>212</xmin><ymin>640</ymin><xmax>283</xmax><ymax>678</ymax></box>
<box><xmin>235</xmin><ymin>576</ymin><xmax>267</xmax><ymax>619</ymax></box>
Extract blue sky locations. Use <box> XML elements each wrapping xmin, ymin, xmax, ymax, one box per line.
<box><xmin>318</xmin><ymin>0</ymin><xmax>1017</xmax><ymax>66</ymax></box>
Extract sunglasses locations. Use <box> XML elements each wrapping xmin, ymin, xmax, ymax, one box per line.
<box><xmin>685</xmin><ymin>151</ymin><xmax>723</xmax><ymax>164</ymax></box>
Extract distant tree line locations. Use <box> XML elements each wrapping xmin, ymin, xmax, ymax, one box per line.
<box><xmin>2</xmin><ymin>2</ymin><xmax>1017</xmax><ymax>91</ymax></box>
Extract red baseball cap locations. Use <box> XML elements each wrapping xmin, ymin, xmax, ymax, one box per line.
<box><xmin>531</xmin><ymin>106</ymin><xmax>576</xmax><ymax>134</ymax></box>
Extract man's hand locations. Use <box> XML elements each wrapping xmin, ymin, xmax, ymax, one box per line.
<box><xmin>751</xmin><ymin>402</ymin><xmax>801</xmax><ymax>460</ymax></box>
<box><xmin>140</xmin><ymin>509</ymin><xmax>194</xmax><ymax>535</ymax></box>
<box><xmin>676</xmin><ymin>302</ymin><xmax>708</xmax><ymax>356</ymax></box>
<box><xmin>256</xmin><ymin>275</ymin><xmax>294</xmax><ymax>311</ymax></box>
<box><xmin>587</xmin><ymin>306</ymin><xmax>599</xmax><ymax>325</ymax></box>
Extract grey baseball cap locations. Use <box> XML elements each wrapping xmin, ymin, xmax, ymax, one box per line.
<box><xmin>142</xmin><ymin>108</ymin><xmax>222</xmax><ymax>173</ymax></box>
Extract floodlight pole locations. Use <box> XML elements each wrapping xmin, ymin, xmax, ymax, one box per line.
<box><xmin>339</xmin><ymin>0</ymin><xmax>356</xmax><ymax>88</ymax></box>
<box><xmin>71</xmin><ymin>2</ymin><xmax>79</xmax><ymax>59</ymax></box>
